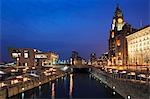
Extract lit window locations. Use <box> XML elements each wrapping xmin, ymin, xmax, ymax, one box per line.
<box><xmin>118</xmin><ymin>52</ymin><xmax>121</xmax><ymax>56</ymax></box>
<box><xmin>116</xmin><ymin>38</ymin><xmax>121</xmax><ymax>46</ymax></box>
<box><xmin>112</xmin><ymin>31</ymin><xmax>114</xmax><ymax>38</ymax></box>
<box><xmin>25</xmin><ymin>63</ymin><xmax>28</xmax><ymax>66</ymax></box>
<box><xmin>12</xmin><ymin>53</ymin><xmax>19</xmax><ymax>58</ymax></box>
<box><xmin>113</xmin><ymin>19</ymin><xmax>116</xmax><ymax>24</ymax></box>
<box><xmin>12</xmin><ymin>53</ymin><xmax>21</xmax><ymax>58</ymax></box>
<box><xmin>17</xmin><ymin>58</ymin><xmax>19</xmax><ymax>61</ymax></box>
<box><xmin>24</xmin><ymin>50</ymin><xmax>29</xmax><ymax>58</ymax></box>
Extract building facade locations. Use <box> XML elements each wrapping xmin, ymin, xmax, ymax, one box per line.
<box><xmin>90</xmin><ymin>53</ymin><xmax>97</xmax><ymax>65</ymax></box>
<box><xmin>9</xmin><ymin>48</ymin><xmax>35</xmax><ymax>66</ymax></box>
<box><xmin>126</xmin><ymin>26</ymin><xmax>150</xmax><ymax>66</ymax></box>
<box><xmin>9</xmin><ymin>48</ymin><xmax>59</xmax><ymax>67</ymax></box>
<box><xmin>108</xmin><ymin>5</ymin><xmax>136</xmax><ymax>66</ymax></box>
<box><xmin>98</xmin><ymin>52</ymin><xmax>108</xmax><ymax>67</ymax></box>
<box><xmin>71</xmin><ymin>51</ymin><xmax>86</xmax><ymax>66</ymax></box>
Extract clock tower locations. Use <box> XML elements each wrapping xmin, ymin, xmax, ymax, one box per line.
<box><xmin>111</xmin><ymin>5</ymin><xmax>125</xmax><ymax>31</ymax></box>
<box><xmin>108</xmin><ymin>5</ymin><xmax>136</xmax><ymax>66</ymax></box>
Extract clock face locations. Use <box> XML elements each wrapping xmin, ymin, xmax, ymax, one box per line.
<box><xmin>118</xmin><ymin>18</ymin><xmax>123</xmax><ymax>23</ymax></box>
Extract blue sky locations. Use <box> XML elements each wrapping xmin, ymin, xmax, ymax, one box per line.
<box><xmin>0</xmin><ymin>0</ymin><xmax>149</xmax><ymax>62</ymax></box>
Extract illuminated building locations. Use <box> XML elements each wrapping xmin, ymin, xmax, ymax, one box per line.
<box><xmin>98</xmin><ymin>52</ymin><xmax>108</xmax><ymax>66</ymax></box>
<box><xmin>90</xmin><ymin>53</ymin><xmax>97</xmax><ymax>65</ymax></box>
<box><xmin>9</xmin><ymin>48</ymin><xmax>59</xmax><ymax>67</ymax></box>
<box><xmin>71</xmin><ymin>51</ymin><xmax>86</xmax><ymax>66</ymax></box>
<box><xmin>126</xmin><ymin>26</ymin><xmax>150</xmax><ymax>65</ymax></box>
<box><xmin>9</xmin><ymin>48</ymin><xmax>35</xmax><ymax>66</ymax></box>
<box><xmin>35</xmin><ymin>52</ymin><xmax>59</xmax><ymax>66</ymax></box>
<box><xmin>108</xmin><ymin>5</ymin><xmax>136</xmax><ymax>66</ymax></box>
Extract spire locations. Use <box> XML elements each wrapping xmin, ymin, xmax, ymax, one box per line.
<box><xmin>114</xmin><ymin>4</ymin><xmax>123</xmax><ymax>18</ymax></box>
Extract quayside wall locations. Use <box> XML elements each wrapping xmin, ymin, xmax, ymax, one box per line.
<box><xmin>91</xmin><ymin>68</ymin><xmax>149</xmax><ymax>99</ymax></box>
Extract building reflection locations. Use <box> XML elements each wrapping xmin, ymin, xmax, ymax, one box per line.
<box><xmin>22</xmin><ymin>93</ymin><xmax>24</xmax><ymax>99</ymax></box>
<box><xmin>39</xmin><ymin>86</ymin><xmax>41</xmax><ymax>96</ymax></box>
<box><xmin>51</xmin><ymin>82</ymin><xmax>55</xmax><ymax>99</ymax></box>
<box><xmin>69</xmin><ymin>74</ymin><xmax>73</xmax><ymax>98</ymax></box>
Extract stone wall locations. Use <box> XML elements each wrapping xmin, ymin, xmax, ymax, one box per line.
<box><xmin>0</xmin><ymin>72</ymin><xmax>70</xmax><ymax>98</ymax></box>
<box><xmin>91</xmin><ymin>68</ymin><xmax>149</xmax><ymax>99</ymax></box>
<box><xmin>0</xmin><ymin>88</ymin><xmax>7</xmax><ymax>99</ymax></box>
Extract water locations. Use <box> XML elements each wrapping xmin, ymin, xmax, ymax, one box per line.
<box><xmin>10</xmin><ymin>72</ymin><xmax>123</xmax><ymax>99</ymax></box>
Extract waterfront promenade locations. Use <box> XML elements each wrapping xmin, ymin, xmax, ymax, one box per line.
<box><xmin>0</xmin><ymin>67</ymin><xmax>71</xmax><ymax>99</ymax></box>
<box><xmin>90</xmin><ymin>67</ymin><xmax>150</xmax><ymax>99</ymax></box>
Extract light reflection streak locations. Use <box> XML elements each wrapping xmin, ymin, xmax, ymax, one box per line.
<box><xmin>69</xmin><ymin>74</ymin><xmax>73</xmax><ymax>98</ymax></box>
<box><xmin>39</xmin><ymin>86</ymin><xmax>41</xmax><ymax>95</ymax></box>
<box><xmin>22</xmin><ymin>93</ymin><xmax>24</xmax><ymax>99</ymax></box>
<box><xmin>51</xmin><ymin>82</ymin><xmax>55</xmax><ymax>99</ymax></box>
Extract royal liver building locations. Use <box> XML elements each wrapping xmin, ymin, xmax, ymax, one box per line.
<box><xmin>108</xmin><ymin>5</ymin><xmax>136</xmax><ymax>66</ymax></box>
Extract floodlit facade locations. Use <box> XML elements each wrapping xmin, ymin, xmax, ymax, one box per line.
<box><xmin>108</xmin><ymin>5</ymin><xmax>136</xmax><ymax>66</ymax></box>
<box><xmin>35</xmin><ymin>52</ymin><xmax>59</xmax><ymax>66</ymax></box>
<box><xmin>126</xmin><ymin>26</ymin><xmax>150</xmax><ymax>66</ymax></box>
<box><xmin>90</xmin><ymin>53</ymin><xmax>97</xmax><ymax>65</ymax></box>
<box><xmin>71</xmin><ymin>51</ymin><xmax>86</xmax><ymax>66</ymax></box>
<box><xmin>98</xmin><ymin>52</ymin><xmax>108</xmax><ymax>66</ymax></box>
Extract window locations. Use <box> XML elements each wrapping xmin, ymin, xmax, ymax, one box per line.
<box><xmin>112</xmin><ymin>31</ymin><xmax>114</xmax><ymax>38</ymax></box>
<box><xmin>25</xmin><ymin>63</ymin><xmax>28</xmax><ymax>66</ymax></box>
<box><xmin>118</xmin><ymin>52</ymin><xmax>121</xmax><ymax>56</ymax></box>
<box><xmin>24</xmin><ymin>50</ymin><xmax>29</xmax><ymax>58</ymax></box>
<box><xmin>23</xmin><ymin>63</ymin><xmax>28</xmax><ymax>66</ymax></box>
<box><xmin>116</xmin><ymin>38</ymin><xmax>121</xmax><ymax>46</ymax></box>
<box><xmin>12</xmin><ymin>53</ymin><xmax>21</xmax><ymax>58</ymax></box>
<box><xmin>12</xmin><ymin>53</ymin><xmax>19</xmax><ymax>58</ymax></box>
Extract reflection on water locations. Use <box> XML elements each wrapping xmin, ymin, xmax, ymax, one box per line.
<box><xmin>38</xmin><ymin>85</ymin><xmax>41</xmax><ymax>96</ymax></box>
<box><xmin>21</xmin><ymin>93</ymin><xmax>24</xmax><ymax>99</ymax></box>
<box><xmin>10</xmin><ymin>73</ymin><xmax>123</xmax><ymax>99</ymax></box>
<box><xmin>51</xmin><ymin>82</ymin><xmax>55</xmax><ymax>99</ymax></box>
<box><xmin>69</xmin><ymin>74</ymin><xmax>73</xmax><ymax>98</ymax></box>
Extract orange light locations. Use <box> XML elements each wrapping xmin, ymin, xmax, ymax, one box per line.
<box><xmin>11</xmin><ymin>79</ymin><xmax>18</xmax><ymax>84</ymax></box>
<box><xmin>116</xmin><ymin>39</ymin><xmax>120</xmax><ymax>46</ymax></box>
<box><xmin>11</xmin><ymin>69</ymin><xmax>16</xmax><ymax>72</ymax></box>
<box><xmin>118</xmin><ymin>52</ymin><xmax>121</xmax><ymax>56</ymax></box>
<box><xmin>23</xmin><ymin>77</ymin><xmax>28</xmax><ymax>81</ymax></box>
<box><xmin>112</xmin><ymin>32</ymin><xmax>114</xmax><ymax>38</ymax></box>
<box><xmin>52</xmin><ymin>82</ymin><xmax>55</xmax><ymax>99</ymax></box>
<box><xmin>69</xmin><ymin>74</ymin><xmax>73</xmax><ymax>96</ymax></box>
<box><xmin>16</xmin><ymin>76</ymin><xmax>23</xmax><ymax>79</ymax></box>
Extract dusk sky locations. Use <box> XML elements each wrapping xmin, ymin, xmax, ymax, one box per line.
<box><xmin>1</xmin><ymin>0</ymin><xmax>149</xmax><ymax>62</ymax></box>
